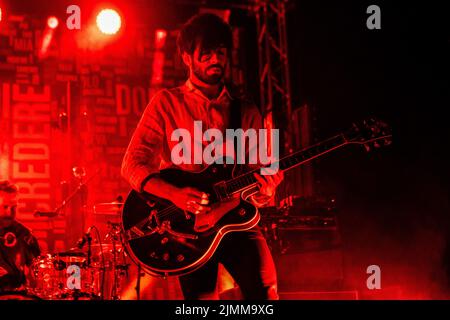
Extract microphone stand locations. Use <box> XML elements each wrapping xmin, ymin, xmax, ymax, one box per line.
<box><xmin>46</xmin><ymin>170</ymin><xmax>99</xmax><ymax>218</ymax></box>
<box><xmin>136</xmin><ymin>264</ymin><xmax>142</xmax><ymax>300</ymax></box>
<box><xmin>86</xmin><ymin>233</ymin><xmax>92</xmax><ymax>267</ymax></box>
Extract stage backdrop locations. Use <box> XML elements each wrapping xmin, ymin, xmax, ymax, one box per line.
<box><xmin>0</xmin><ymin>13</ymin><xmax>247</xmax><ymax>253</ymax></box>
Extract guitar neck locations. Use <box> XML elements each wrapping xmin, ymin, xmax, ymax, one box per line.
<box><xmin>219</xmin><ymin>134</ymin><xmax>348</xmax><ymax>196</ymax></box>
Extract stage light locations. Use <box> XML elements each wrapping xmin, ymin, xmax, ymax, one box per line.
<box><xmin>96</xmin><ymin>9</ymin><xmax>121</xmax><ymax>35</ymax></box>
<box><xmin>151</xmin><ymin>29</ymin><xmax>167</xmax><ymax>86</ymax></box>
<box><xmin>47</xmin><ymin>16</ymin><xmax>59</xmax><ymax>29</ymax></box>
<box><xmin>155</xmin><ymin>29</ymin><xmax>167</xmax><ymax>49</ymax></box>
<box><xmin>0</xmin><ymin>8</ymin><xmax>3</xmax><ymax>22</ymax></box>
<box><xmin>40</xmin><ymin>17</ymin><xmax>58</xmax><ymax>58</ymax></box>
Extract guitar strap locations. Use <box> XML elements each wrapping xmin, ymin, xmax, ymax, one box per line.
<box><xmin>229</xmin><ymin>96</ymin><xmax>242</xmax><ymax>131</ymax></box>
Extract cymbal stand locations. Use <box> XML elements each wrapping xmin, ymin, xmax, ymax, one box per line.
<box><xmin>106</xmin><ymin>222</ymin><xmax>128</xmax><ymax>300</ymax></box>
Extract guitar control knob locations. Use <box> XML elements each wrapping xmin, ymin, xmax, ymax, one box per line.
<box><xmin>163</xmin><ymin>253</ymin><xmax>170</xmax><ymax>261</ymax></box>
<box><xmin>161</xmin><ymin>237</ymin><xmax>169</xmax><ymax>245</ymax></box>
<box><xmin>238</xmin><ymin>208</ymin><xmax>246</xmax><ymax>216</ymax></box>
<box><xmin>150</xmin><ymin>252</ymin><xmax>157</xmax><ymax>258</ymax></box>
<box><xmin>212</xmin><ymin>167</ymin><xmax>217</xmax><ymax>173</ymax></box>
<box><xmin>177</xmin><ymin>254</ymin><xmax>185</xmax><ymax>262</ymax></box>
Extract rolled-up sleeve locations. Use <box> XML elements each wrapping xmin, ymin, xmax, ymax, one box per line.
<box><xmin>121</xmin><ymin>90</ymin><xmax>167</xmax><ymax>192</ymax></box>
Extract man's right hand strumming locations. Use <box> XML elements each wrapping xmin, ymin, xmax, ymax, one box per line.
<box><xmin>143</xmin><ymin>177</ymin><xmax>210</xmax><ymax>215</ymax></box>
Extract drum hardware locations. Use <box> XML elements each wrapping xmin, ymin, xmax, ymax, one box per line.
<box><xmin>26</xmin><ymin>225</ymin><xmax>106</xmax><ymax>300</ymax></box>
<box><xmin>93</xmin><ymin>202</ymin><xmax>123</xmax><ymax>216</ymax></box>
<box><xmin>103</xmin><ymin>221</ymin><xmax>128</xmax><ymax>300</ymax></box>
<box><xmin>24</xmin><ymin>202</ymin><xmax>130</xmax><ymax>300</ymax></box>
<box><xmin>86</xmin><ymin>225</ymin><xmax>106</xmax><ymax>300</ymax></box>
<box><xmin>28</xmin><ymin>252</ymin><xmax>97</xmax><ymax>300</ymax></box>
<box><xmin>259</xmin><ymin>197</ymin><xmax>339</xmax><ymax>255</ymax></box>
<box><xmin>73</xmin><ymin>222</ymin><xmax>128</xmax><ymax>300</ymax></box>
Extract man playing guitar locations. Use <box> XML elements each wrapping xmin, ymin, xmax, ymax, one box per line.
<box><xmin>121</xmin><ymin>13</ymin><xmax>283</xmax><ymax>300</ymax></box>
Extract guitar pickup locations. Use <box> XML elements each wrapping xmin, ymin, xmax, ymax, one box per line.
<box><xmin>213</xmin><ymin>181</ymin><xmax>230</xmax><ymax>201</ymax></box>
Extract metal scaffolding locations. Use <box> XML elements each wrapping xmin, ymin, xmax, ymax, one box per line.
<box><xmin>254</xmin><ymin>0</ymin><xmax>295</xmax><ymax>203</ymax></box>
<box><xmin>255</xmin><ymin>0</ymin><xmax>293</xmax><ymax>131</ymax></box>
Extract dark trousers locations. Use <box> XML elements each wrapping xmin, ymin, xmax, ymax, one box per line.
<box><xmin>178</xmin><ymin>228</ymin><xmax>278</xmax><ymax>300</ymax></box>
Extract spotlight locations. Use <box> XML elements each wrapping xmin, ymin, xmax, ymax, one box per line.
<box><xmin>47</xmin><ymin>16</ymin><xmax>59</xmax><ymax>29</ymax></box>
<box><xmin>0</xmin><ymin>8</ymin><xmax>3</xmax><ymax>22</ymax></box>
<box><xmin>155</xmin><ymin>29</ymin><xmax>167</xmax><ymax>49</ymax></box>
<box><xmin>96</xmin><ymin>9</ymin><xmax>121</xmax><ymax>35</ymax></box>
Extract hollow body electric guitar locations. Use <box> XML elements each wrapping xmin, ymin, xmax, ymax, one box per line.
<box><xmin>121</xmin><ymin>119</ymin><xmax>391</xmax><ymax>277</ymax></box>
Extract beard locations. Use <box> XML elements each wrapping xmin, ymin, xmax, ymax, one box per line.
<box><xmin>0</xmin><ymin>217</ymin><xmax>13</xmax><ymax>228</ymax></box>
<box><xmin>192</xmin><ymin>63</ymin><xmax>224</xmax><ymax>85</ymax></box>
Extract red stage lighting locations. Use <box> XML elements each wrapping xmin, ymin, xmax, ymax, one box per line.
<box><xmin>0</xmin><ymin>151</ymin><xmax>9</xmax><ymax>180</ymax></box>
<box><xmin>0</xmin><ymin>8</ymin><xmax>2</xmax><ymax>22</ymax></box>
<box><xmin>155</xmin><ymin>29</ymin><xmax>167</xmax><ymax>49</ymax></box>
<box><xmin>96</xmin><ymin>9</ymin><xmax>121</xmax><ymax>35</ymax></box>
<box><xmin>47</xmin><ymin>16</ymin><xmax>59</xmax><ymax>29</ymax></box>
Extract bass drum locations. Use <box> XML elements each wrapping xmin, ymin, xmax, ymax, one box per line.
<box><xmin>0</xmin><ymin>291</ymin><xmax>42</xmax><ymax>300</ymax></box>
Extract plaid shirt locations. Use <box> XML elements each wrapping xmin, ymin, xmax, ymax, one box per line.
<box><xmin>121</xmin><ymin>80</ymin><xmax>264</xmax><ymax>193</ymax></box>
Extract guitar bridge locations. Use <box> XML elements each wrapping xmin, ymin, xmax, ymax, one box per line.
<box><xmin>125</xmin><ymin>227</ymin><xmax>146</xmax><ymax>240</ymax></box>
<box><xmin>160</xmin><ymin>221</ymin><xmax>198</xmax><ymax>240</ymax></box>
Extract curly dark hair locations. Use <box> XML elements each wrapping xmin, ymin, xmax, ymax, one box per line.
<box><xmin>177</xmin><ymin>13</ymin><xmax>232</xmax><ymax>56</ymax></box>
<box><xmin>0</xmin><ymin>181</ymin><xmax>18</xmax><ymax>194</ymax></box>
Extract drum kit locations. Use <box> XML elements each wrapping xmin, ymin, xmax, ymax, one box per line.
<box><xmin>23</xmin><ymin>202</ymin><xmax>130</xmax><ymax>300</ymax></box>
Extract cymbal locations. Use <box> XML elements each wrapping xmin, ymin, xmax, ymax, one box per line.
<box><xmin>94</xmin><ymin>202</ymin><xmax>124</xmax><ymax>207</ymax></box>
<box><xmin>93</xmin><ymin>202</ymin><xmax>123</xmax><ymax>215</ymax></box>
<box><xmin>55</xmin><ymin>250</ymin><xmax>86</xmax><ymax>257</ymax></box>
<box><xmin>89</xmin><ymin>243</ymin><xmax>121</xmax><ymax>250</ymax></box>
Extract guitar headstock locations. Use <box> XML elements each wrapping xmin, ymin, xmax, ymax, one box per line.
<box><xmin>344</xmin><ymin>118</ymin><xmax>392</xmax><ymax>151</ymax></box>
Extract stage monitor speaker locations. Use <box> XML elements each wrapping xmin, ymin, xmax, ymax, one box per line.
<box><xmin>273</xmin><ymin>228</ymin><xmax>345</xmax><ymax>292</ymax></box>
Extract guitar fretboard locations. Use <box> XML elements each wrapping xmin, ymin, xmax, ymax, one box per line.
<box><xmin>217</xmin><ymin>134</ymin><xmax>347</xmax><ymax>197</ymax></box>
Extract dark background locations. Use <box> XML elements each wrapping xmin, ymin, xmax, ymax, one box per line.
<box><xmin>284</xmin><ymin>1</ymin><xmax>450</xmax><ymax>296</ymax></box>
